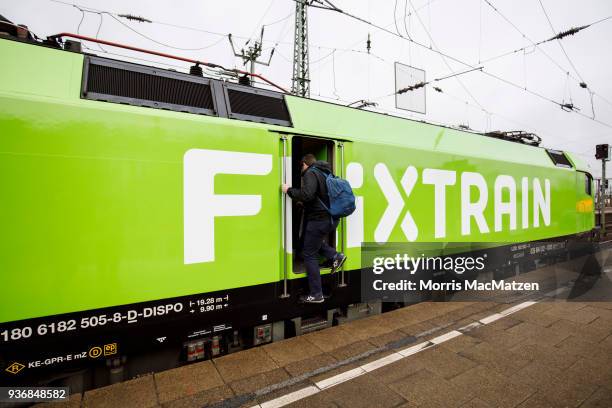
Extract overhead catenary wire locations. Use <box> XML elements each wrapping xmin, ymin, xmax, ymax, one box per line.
<box><xmin>479</xmin><ymin>4</ymin><xmax>611</xmax><ymax>69</ymax></box>
<box><xmin>250</xmin><ymin>0</ymin><xmax>275</xmax><ymax>37</ymax></box>
<box><xmin>50</xmin><ymin>0</ymin><xmax>612</xmax><ymax>131</ymax></box>
<box><xmin>331</xmin><ymin>50</ymin><xmax>340</xmax><ymax>99</ymax></box>
<box><xmin>51</xmin><ymin>0</ymin><xmax>386</xmax><ymax>64</ymax></box>
<box><xmin>538</xmin><ymin>0</ymin><xmax>585</xmax><ymax>70</ymax></box>
<box><xmin>75</xmin><ymin>4</ymin><xmax>85</xmax><ymax>34</ymax></box>
<box><xmin>50</xmin><ymin>0</ymin><xmax>596</xmax><ymax>155</ymax></box>
<box><xmin>117</xmin><ymin>14</ymin><xmax>152</xmax><ymax>23</ymax></box>
<box><xmin>52</xmin><ymin>0</ymin><xmax>429</xmax><ymax>76</ymax></box>
<box><xmin>297</xmin><ymin>0</ymin><xmax>415</xmax><ymax>42</ymax></box>
<box><xmin>406</xmin><ymin>0</ymin><xmax>487</xmax><ymax>112</ymax></box>
<box><xmin>378</xmin><ymin>66</ymin><xmax>483</xmax><ymax>97</ymax></box>
<box><xmin>263</xmin><ymin>12</ymin><xmax>295</xmax><ymax>28</ymax></box>
<box><xmin>310</xmin><ymin>46</ymin><xmax>386</xmax><ymax>65</ymax></box>
<box><xmin>299</xmin><ymin>0</ymin><xmax>492</xmax><ymax>111</ymax></box>
<box><xmin>273</xmin><ymin>10</ymin><xmax>294</xmax><ymax>45</ymax></box>
<box><xmin>480</xmin><ymin>0</ymin><xmax>612</xmax><ymax>113</ymax></box>
<box><xmin>107</xmin><ymin>13</ymin><xmax>227</xmax><ymax>51</ymax></box>
<box><xmin>301</xmin><ymin>0</ymin><xmax>471</xmax><ymax>68</ymax></box>
<box><xmin>303</xmin><ymin>0</ymin><xmax>612</xmax><ymax>129</ymax></box>
<box><xmin>55</xmin><ymin>0</ymin><xmax>392</xmax><ymax>91</ymax></box>
<box><xmin>318</xmin><ymin>0</ymin><xmax>485</xmax><ymax>112</ymax></box>
<box><xmin>403</xmin><ymin>0</ymin><xmax>410</xmax><ymax>38</ymax></box>
<box><xmin>72</xmin><ymin>5</ymin><xmax>104</xmax><ymax>50</ymax></box>
<box><xmin>94</xmin><ymin>11</ymin><xmax>106</xmax><ymax>52</ymax></box>
<box><xmin>304</xmin><ymin>1</ymin><xmax>612</xmax><ymax>133</ymax></box>
<box><xmin>273</xmin><ymin>48</ymin><xmax>293</xmax><ymax>63</ymax></box>
<box><xmin>537</xmin><ymin>0</ymin><xmax>594</xmax><ymax>115</ymax></box>
<box><xmin>394</xmin><ymin>0</ymin><xmax>402</xmax><ymax>37</ymax></box>
<box><xmin>63</xmin><ymin>2</ymin><xmax>228</xmax><ymax>51</ymax></box>
<box><xmin>50</xmin><ymin>0</ymin><xmax>290</xmax><ymax>46</ymax></box>
<box><xmin>310</xmin><ymin>0</ymin><xmax>442</xmax><ymax>71</ymax></box>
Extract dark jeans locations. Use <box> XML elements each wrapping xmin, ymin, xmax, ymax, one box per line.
<box><xmin>303</xmin><ymin>218</ymin><xmax>339</xmax><ymax>297</ymax></box>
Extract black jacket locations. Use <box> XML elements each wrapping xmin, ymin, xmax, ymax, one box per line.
<box><xmin>288</xmin><ymin>160</ymin><xmax>332</xmax><ymax>221</ymax></box>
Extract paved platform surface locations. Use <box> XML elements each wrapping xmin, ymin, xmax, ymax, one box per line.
<box><xmin>36</xmin><ymin>249</ymin><xmax>612</xmax><ymax>408</ymax></box>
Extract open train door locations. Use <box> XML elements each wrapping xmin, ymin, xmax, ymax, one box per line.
<box><xmin>278</xmin><ymin>132</ymin><xmax>352</xmax><ymax>299</ymax></box>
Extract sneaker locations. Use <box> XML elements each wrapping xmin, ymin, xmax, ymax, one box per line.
<box><xmin>332</xmin><ymin>253</ymin><xmax>347</xmax><ymax>273</ymax></box>
<box><xmin>299</xmin><ymin>294</ymin><xmax>324</xmax><ymax>304</ymax></box>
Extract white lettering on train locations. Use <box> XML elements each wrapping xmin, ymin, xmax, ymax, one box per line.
<box><xmin>367</xmin><ymin>165</ymin><xmax>550</xmax><ymax>243</ymax></box>
<box><xmin>183</xmin><ymin>152</ymin><xmax>551</xmax><ymax>259</ymax></box>
<box><xmin>183</xmin><ymin>149</ymin><xmax>272</xmax><ymax>264</ymax></box>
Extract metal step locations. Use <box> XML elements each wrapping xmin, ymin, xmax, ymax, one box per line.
<box><xmin>291</xmin><ymin>309</ymin><xmax>335</xmax><ymax>336</ymax></box>
<box><xmin>300</xmin><ymin>316</ymin><xmax>331</xmax><ymax>334</ymax></box>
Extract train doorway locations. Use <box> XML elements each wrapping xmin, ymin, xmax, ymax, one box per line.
<box><xmin>290</xmin><ymin>136</ymin><xmax>336</xmax><ymax>273</ymax></box>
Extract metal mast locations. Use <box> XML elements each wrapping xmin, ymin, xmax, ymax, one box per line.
<box><xmin>292</xmin><ymin>1</ymin><xmax>310</xmax><ymax>97</ymax></box>
<box><xmin>229</xmin><ymin>27</ymin><xmax>275</xmax><ymax>86</ymax></box>
<box><xmin>291</xmin><ymin>1</ymin><xmax>341</xmax><ymax>97</ymax></box>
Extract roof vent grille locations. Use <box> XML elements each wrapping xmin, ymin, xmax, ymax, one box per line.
<box><xmin>83</xmin><ymin>57</ymin><xmax>215</xmax><ymax>115</ymax></box>
<box><xmin>226</xmin><ymin>86</ymin><xmax>291</xmax><ymax>126</ymax></box>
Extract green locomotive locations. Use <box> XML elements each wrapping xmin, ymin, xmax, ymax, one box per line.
<box><xmin>0</xmin><ymin>24</ymin><xmax>594</xmax><ymax>388</ymax></box>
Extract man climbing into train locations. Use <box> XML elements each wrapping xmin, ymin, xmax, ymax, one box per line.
<box><xmin>282</xmin><ymin>154</ymin><xmax>348</xmax><ymax>304</ymax></box>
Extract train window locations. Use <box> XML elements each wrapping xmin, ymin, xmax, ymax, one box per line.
<box><xmin>545</xmin><ymin>149</ymin><xmax>573</xmax><ymax>168</ymax></box>
<box><xmin>585</xmin><ymin>173</ymin><xmax>593</xmax><ymax>195</ymax></box>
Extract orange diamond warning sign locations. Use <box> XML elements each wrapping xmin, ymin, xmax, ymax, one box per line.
<box><xmin>5</xmin><ymin>362</ymin><xmax>25</xmax><ymax>375</ymax></box>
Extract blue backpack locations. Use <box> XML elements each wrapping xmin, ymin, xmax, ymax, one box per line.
<box><xmin>311</xmin><ymin>167</ymin><xmax>356</xmax><ymax>219</ymax></box>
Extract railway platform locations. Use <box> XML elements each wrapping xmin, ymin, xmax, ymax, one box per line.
<box><xmin>35</xmin><ymin>247</ymin><xmax>612</xmax><ymax>408</ymax></box>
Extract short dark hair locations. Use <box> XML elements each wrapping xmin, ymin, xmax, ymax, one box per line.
<box><xmin>301</xmin><ymin>154</ymin><xmax>316</xmax><ymax>167</ymax></box>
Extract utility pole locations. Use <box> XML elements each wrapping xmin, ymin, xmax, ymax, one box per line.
<box><xmin>292</xmin><ymin>0</ymin><xmax>340</xmax><ymax>97</ymax></box>
<box><xmin>292</xmin><ymin>1</ymin><xmax>310</xmax><ymax>97</ymax></box>
<box><xmin>596</xmin><ymin>143</ymin><xmax>610</xmax><ymax>235</ymax></box>
<box><xmin>229</xmin><ymin>27</ymin><xmax>275</xmax><ymax>86</ymax></box>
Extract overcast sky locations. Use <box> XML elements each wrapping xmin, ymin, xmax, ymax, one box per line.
<box><xmin>4</xmin><ymin>0</ymin><xmax>611</xmax><ymax>176</ymax></box>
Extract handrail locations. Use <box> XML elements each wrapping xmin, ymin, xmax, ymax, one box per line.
<box><xmin>280</xmin><ymin>135</ymin><xmax>290</xmax><ymax>298</ymax></box>
<box><xmin>48</xmin><ymin>32</ymin><xmax>289</xmax><ymax>93</ymax></box>
<box><xmin>338</xmin><ymin>142</ymin><xmax>347</xmax><ymax>287</ymax></box>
